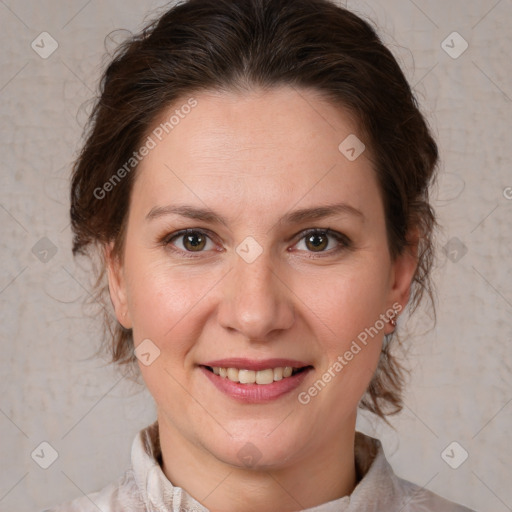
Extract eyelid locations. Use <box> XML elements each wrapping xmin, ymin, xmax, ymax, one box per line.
<box><xmin>162</xmin><ymin>228</ymin><xmax>220</xmax><ymax>258</ymax></box>
<box><xmin>163</xmin><ymin>228</ymin><xmax>216</xmax><ymax>244</ymax></box>
<box><xmin>290</xmin><ymin>228</ymin><xmax>352</xmax><ymax>255</ymax></box>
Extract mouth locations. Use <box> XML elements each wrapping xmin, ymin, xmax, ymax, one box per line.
<box><xmin>202</xmin><ymin>365</ymin><xmax>311</xmax><ymax>385</ymax></box>
<box><xmin>199</xmin><ymin>358</ymin><xmax>313</xmax><ymax>403</ymax></box>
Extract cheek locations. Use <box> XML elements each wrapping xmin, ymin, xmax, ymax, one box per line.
<box><xmin>124</xmin><ymin>257</ymin><xmax>219</xmax><ymax>351</ymax></box>
<box><xmin>126</xmin><ymin>265</ymin><xmax>210</xmax><ymax>397</ymax></box>
<box><xmin>294</xmin><ymin>260</ymin><xmax>390</xmax><ymax>405</ymax></box>
<box><xmin>296</xmin><ymin>261</ymin><xmax>390</xmax><ymax>342</ymax></box>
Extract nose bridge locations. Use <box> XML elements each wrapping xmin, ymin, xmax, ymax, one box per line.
<box><xmin>218</xmin><ymin>244</ymin><xmax>294</xmax><ymax>340</ymax></box>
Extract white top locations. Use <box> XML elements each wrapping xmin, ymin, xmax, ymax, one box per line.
<box><xmin>46</xmin><ymin>422</ymin><xmax>476</xmax><ymax>512</ymax></box>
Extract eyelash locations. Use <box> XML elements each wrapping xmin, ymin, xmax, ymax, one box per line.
<box><xmin>161</xmin><ymin>228</ymin><xmax>352</xmax><ymax>259</ymax></box>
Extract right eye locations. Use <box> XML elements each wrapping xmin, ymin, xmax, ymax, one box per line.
<box><xmin>164</xmin><ymin>229</ymin><xmax>217</xmax><ymax>256</ymax></box>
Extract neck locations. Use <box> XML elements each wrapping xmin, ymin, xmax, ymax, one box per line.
<box><xmin>157</xmin><ymin>413</ymin><xmax>358</xmax><ymax>512</ymax></box>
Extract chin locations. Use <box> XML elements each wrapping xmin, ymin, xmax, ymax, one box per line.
<box><xmin>202</xmin><ymin>424</ymin><xmax>308</xmax><ymax>471</ymax></box>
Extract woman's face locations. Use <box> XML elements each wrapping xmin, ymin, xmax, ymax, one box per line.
<box><xmin>107</xmin><ymin>86</ymin><xmax>416</xmax><ymax>469</ymax></box>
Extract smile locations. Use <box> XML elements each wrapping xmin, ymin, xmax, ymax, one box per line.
<box><xmin>205</xmin><ymin>366</ymin><xmax>307</xmax><ymax>385</ymax></box>
<box><xmin>200</xmin><ymin>360</ymin><xmax>313</xmax><ymax>403</ymax></box>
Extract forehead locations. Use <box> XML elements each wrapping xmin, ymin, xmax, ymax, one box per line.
<box><xmin>131</xmin><ymin>86</ymin><xmax>380</xmax><ymax>221</ymax></box>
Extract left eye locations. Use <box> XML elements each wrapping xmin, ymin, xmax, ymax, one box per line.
<box><xmin>294</xmin><ymin>229</ymin><xmax>347</xmax><ymax>253</ymax></box>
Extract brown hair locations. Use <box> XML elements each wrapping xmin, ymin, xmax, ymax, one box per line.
<box><xmin>70</xmin><ymin>0</ymin><xmax>438</xmax><ymax>419</ymax></box>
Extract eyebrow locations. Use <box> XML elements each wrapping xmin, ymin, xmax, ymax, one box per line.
<box><xmin>146</xmin><ymin>202</ymin><xmax>365</xmax><ymax>225</ymax></box>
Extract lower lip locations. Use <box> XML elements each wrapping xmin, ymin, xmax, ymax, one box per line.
<box><xmin>200</xmin><ymin>366</ymin><xmax>312</xmax><ymax>403</ymax></box>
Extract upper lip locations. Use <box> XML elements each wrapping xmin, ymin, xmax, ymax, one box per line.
<box><xmin>201</xmin><ymin>358</ymin><xmax>312</xmax><ymax>371</ymax></box>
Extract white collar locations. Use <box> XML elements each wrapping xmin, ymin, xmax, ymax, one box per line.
<box><xmin>130</xmin><ymin>421</ymin><xmax>405</xmax><ymax>512</ymax></box>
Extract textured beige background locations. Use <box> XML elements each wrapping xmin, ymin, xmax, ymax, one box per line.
<box><xmin>0</xmin><ymin>1</ymin><xmax>511</xmax><ymax>511</ymax></box>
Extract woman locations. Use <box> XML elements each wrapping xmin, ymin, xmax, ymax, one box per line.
<box><xmin>49</xmin><ymin>0</ymin><xmax>476</xmax><ymax>510</ymax></box>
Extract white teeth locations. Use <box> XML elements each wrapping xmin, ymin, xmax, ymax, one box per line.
<box><xmin>256</xmin><ymin>368</ymin><xmax>274</xmax><ymax>385</ymax></box>
<box><xmin>273</xmin><ymin>367</ymin><xmax>283</xmax><ymax>381</ymax></box>
<box><xmin>227</xmin><ymin>367</ymin><xmax>239</xmax><ymax>382</ymax></box>
<box><xmin>238</xmin><ymin>369</ymin><xmax>256</xmax><ymax>384</ymax></box>
<box><xmin>210</xmin><ymin>366</ymin><xmax>304</xmax><ymax>384</ymax></box>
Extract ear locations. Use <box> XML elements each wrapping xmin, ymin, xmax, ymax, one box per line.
<box><xmin>104</xmin><ymin>243</ymin><xmax>132</xmax><ymax>329</ymax></box>
<box><xmin>386</xmin><ymin>227</ymin><xmax>420</xmax><ymax>325</ymax></box>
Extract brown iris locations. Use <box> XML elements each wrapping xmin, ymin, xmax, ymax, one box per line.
<box><xmin>183</xmin><ymin>231</ymin><xmax>207</xmax><ymax>251</ymax></box>
<box><xmin>305</xmin><ymin>232</ymin><xmax>328</xmax><ymax>252</ymax></box>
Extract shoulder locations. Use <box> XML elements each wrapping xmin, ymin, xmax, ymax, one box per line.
<box><xmin>393</xmin><ymin>476</ymin><xmax>476</xmax><ymax>512</ymax></box>
<box><xmin>42</xmin><ymin>468</ymin><xmax>144</xmax><ymax>512</ymax></box>
<box><xmin>350</xmin><ymin>432</ymin><xmax>477</xmax><ymax>512</ymax></box>
<box><xmin>42</xmin><ymin>423</ymin><xmax>158</xmax><ymax>512</ymax></box>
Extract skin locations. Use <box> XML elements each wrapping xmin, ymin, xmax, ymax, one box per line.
<box><xmin>106</xmin><ymin>86</ymin><xmax>418</xmax><ymax>512</ymax></box>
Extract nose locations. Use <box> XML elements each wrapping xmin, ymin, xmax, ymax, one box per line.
<box><xmin>217</xmin><ymin>247</ymin><xmax>295</xmax><ymax>342</ymax></box>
